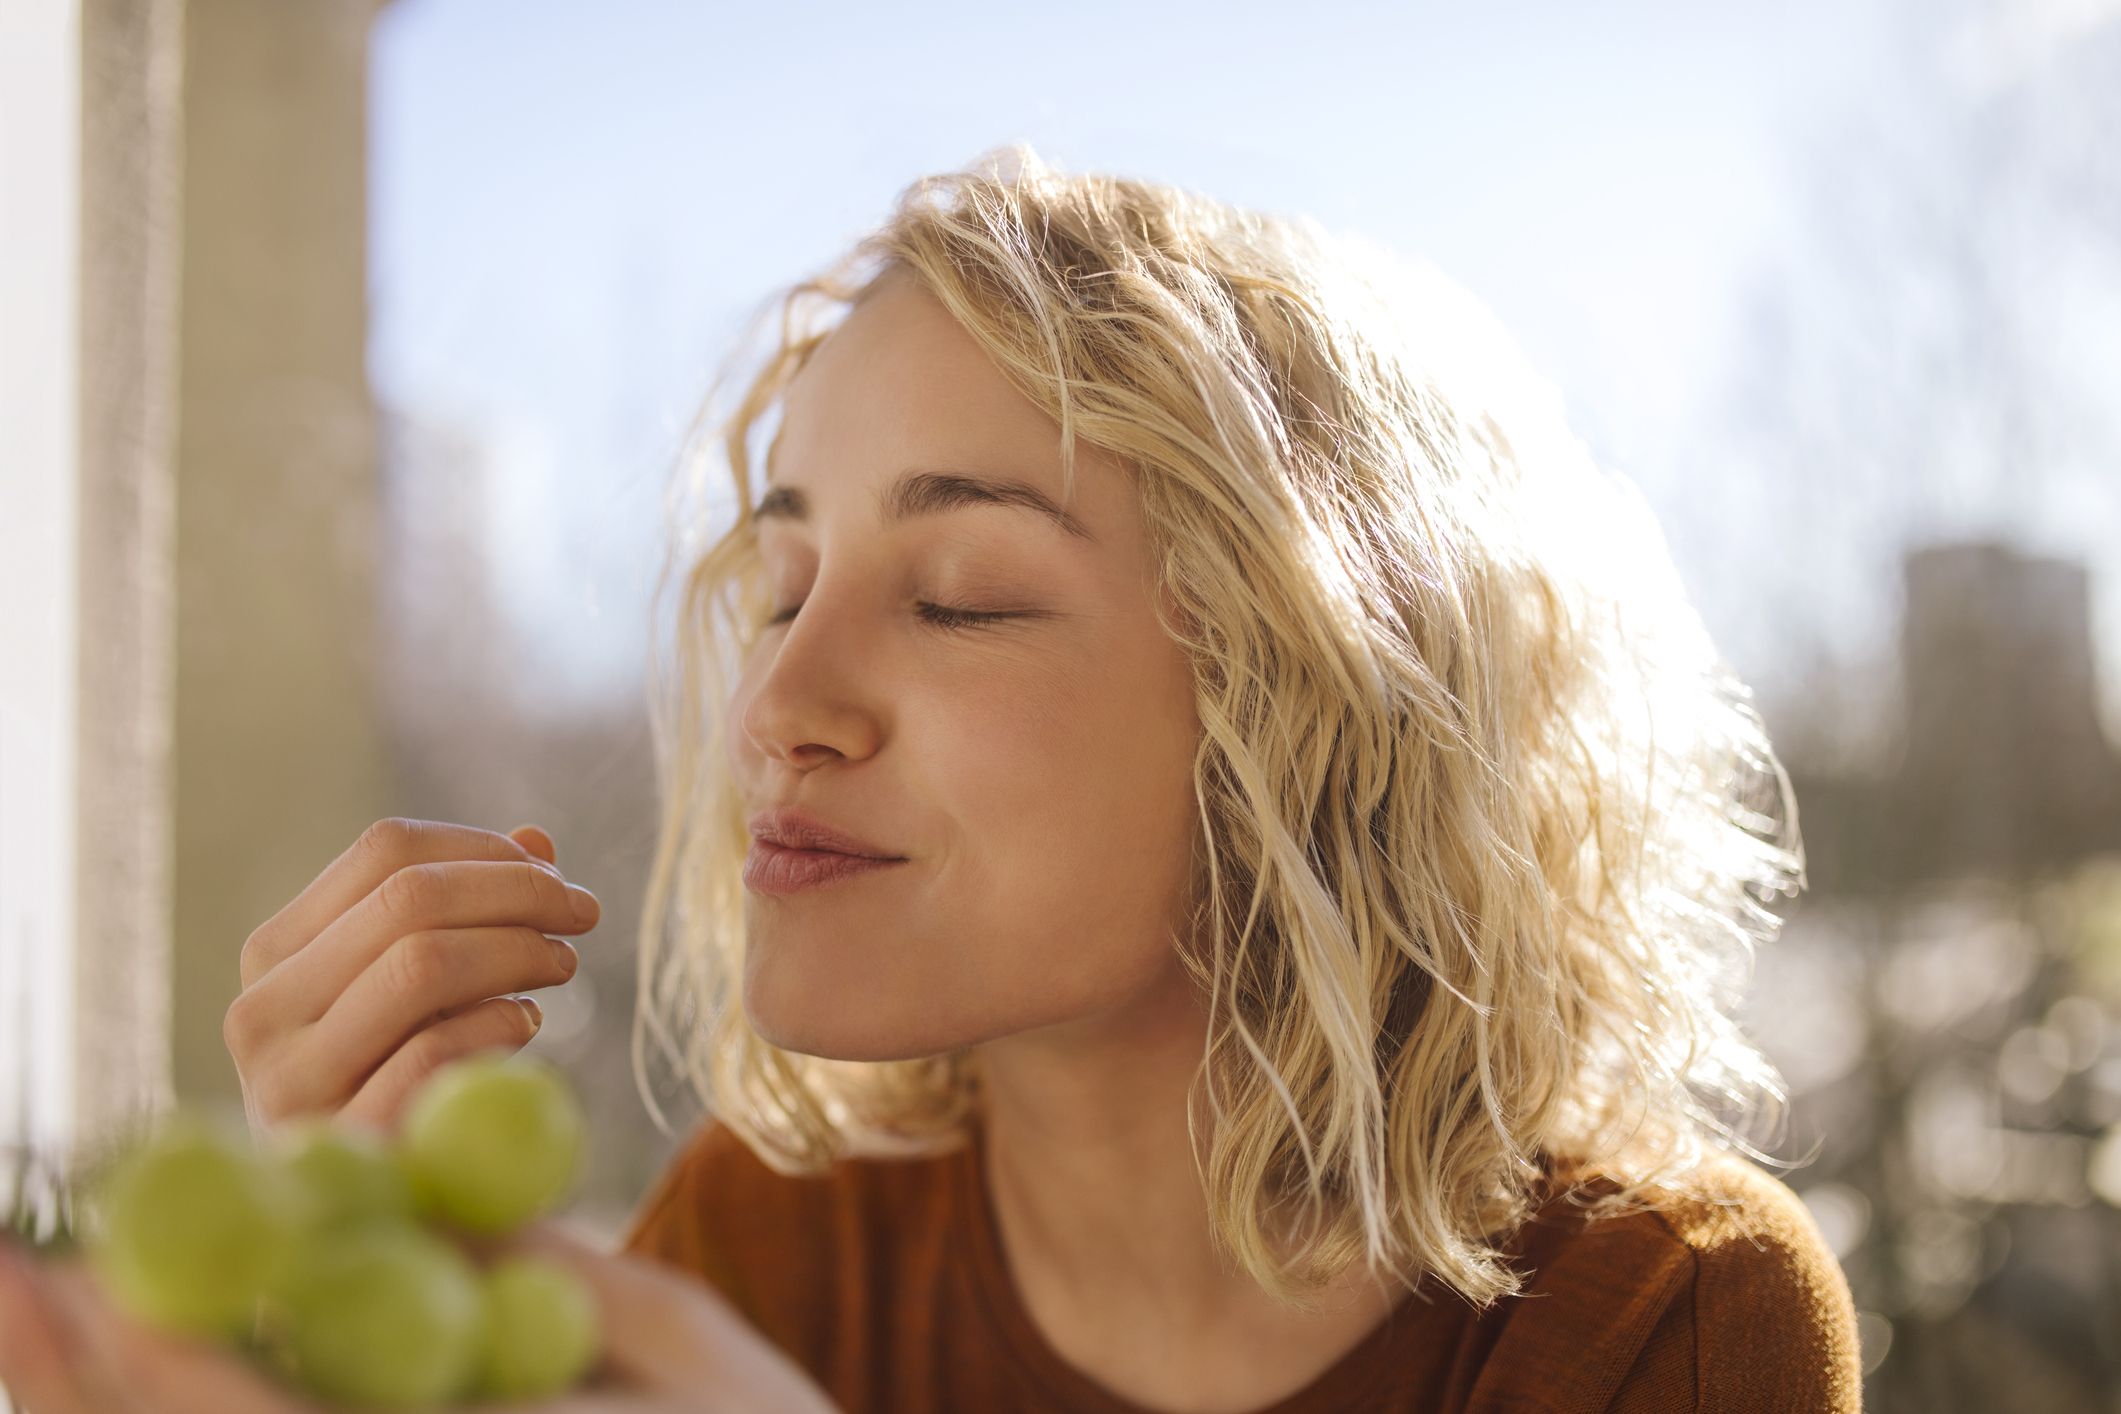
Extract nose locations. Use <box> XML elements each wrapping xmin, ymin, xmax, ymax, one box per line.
<box><xmin>735</xmin><ymin>586</ymin><xmax>886</xmax><ymax>771</ymax></box>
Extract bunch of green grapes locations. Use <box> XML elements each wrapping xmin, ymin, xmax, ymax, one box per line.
<box><xmin>79</xmin><ymin>1054</ymin><xmax>600</xmax><ymax>1409</ymax></box>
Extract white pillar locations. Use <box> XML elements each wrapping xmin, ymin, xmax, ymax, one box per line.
<box><xmin>0</xmin><ymin>0</ymin><xmax>88</xmax><ymax>1177</ymax></box>
<box><xmin>1</xmin><ymin>0</ymin><xmax>183</xmax><ymax>1300</ymax></box>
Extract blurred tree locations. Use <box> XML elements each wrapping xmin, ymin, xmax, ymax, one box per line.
<box><xmin>1701</xmin><ymin>2</ymin><xmax>2121</xmax><ymax>1409</ymax></box>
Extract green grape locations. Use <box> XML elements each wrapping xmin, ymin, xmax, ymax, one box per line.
<box><xmin>398</xmin><ymin>1055</ymin><xmax>585</xmax><ymax>1236</ymax></box>
<box><xmin>472</xmin><ymin>1254</ymin><xmax>602</xmax><ymax>1400</ymax></box>
<box><xmin>83</xmin><ymin>1113</ymin><xmax>301</xmax><ymax>1341</ymax></box>
<box><xmin>271</xmin><ymin>1220</ymin><xmax>486</xmax><ymax>1410</ymax></box>
<box><xmin>266</xmin><ymin>1119</ymin><xmax>416</xmax><ymax>1233</ymax></box>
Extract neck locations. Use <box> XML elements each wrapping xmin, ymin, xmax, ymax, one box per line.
<box><xmin>974</xmin><ymin>955</ymin><xmax>1224</xmax><ymax>1305</ymax></box>
<box><xmin>968</xmin><ymin>957</ymin><xmax>1408</xmax><ymax>1412</ymax></box>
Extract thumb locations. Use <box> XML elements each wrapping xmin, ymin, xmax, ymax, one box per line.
<box><xmin>507</xmin><ymin>824</ymin><xmax>558</xmax><ymax>870</ymax></box>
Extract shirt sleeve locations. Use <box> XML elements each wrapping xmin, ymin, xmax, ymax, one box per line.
<box><xmin>1604</xmin><ymin>1209</ymin><xmax>1865</xmax><ymax>1412</ymax></box>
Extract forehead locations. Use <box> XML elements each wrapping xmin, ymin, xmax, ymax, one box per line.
<box><xmin>760</xmin><ymin>272</ymin><xmax>1128</xmax><ymax>545</ymax></box>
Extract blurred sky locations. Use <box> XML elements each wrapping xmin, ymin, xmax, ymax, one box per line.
<box><xmin>367</xmin><ymin>0</ymin><xmax>2121</xmax><ymax>736</ymax></box>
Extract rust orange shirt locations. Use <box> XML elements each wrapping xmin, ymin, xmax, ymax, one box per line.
<box><xmin>619</xmin><ymin>1111</ymin><xmax>1864</xmax><ymax>1412</ymax></box>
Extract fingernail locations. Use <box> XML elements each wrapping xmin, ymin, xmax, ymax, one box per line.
<box><xmin>518</xmin><ymin>997</ymin><xmax>543</xmax><ymax>1029</ymax></box>
<box><xmin>550</xmin><ymin>936</ymin><xmax>578</xmax><ymax>974</ymax></box>
<box><xmin>567</xmin><ymin>885</ymin><xmax>599</xmax><ymax>925</ymax></box>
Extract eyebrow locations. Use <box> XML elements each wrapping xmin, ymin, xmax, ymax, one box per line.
<box><xmin>753</xmin><ymin>467</ymin><xmax>1096</xmax><ymax>545</ymax></box>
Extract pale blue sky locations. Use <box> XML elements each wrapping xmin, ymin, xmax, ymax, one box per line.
<box><xmin>366</xmin><ymin>0</ymin><xmax>2121</xmax><ymax>738</ymax></box>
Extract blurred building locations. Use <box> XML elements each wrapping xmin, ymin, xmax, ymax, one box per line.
<box><xmin>1900</xmin><ymin>542</ymin><xmax>2121</xmax><ymax>878</ymax></box>
<box><xmin>167</xmin><ymin>0</ymin><xmax>399</xmax><ymax>1107</ymax></box>
<box><xmin>1792</xmin><ymin>538</ymin><xmax>2121</xmax><ymax>897</ymax></box>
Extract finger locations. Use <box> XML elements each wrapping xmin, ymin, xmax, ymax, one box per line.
<box><xmin>42</xmin><ymin>1259</ymin><xmax>313</xmax><ymax>1414</ymax></box>
<box><xmin>0</xmin><ymin>1240</ymin><xmax>98</xmax><ymax>1414</ymax></box>
<box><xmin>336</xmin><ymin>995</ymin><xmax>545</xmax><ymax>1138</ymax></box>
<box><xmin>300</xmin><ymin>925</ymin><xmax>577</xmax><ymax>1086</ymax></box>
<box><xmin>241</xmin><ymin>819</ymin><xmax>567</xmax><ymax>989</ymax></box>
<box><xmin>509</xmin><ymin>824</ymin><xmax>558</xmax><ymax>869</ymax></box>
<box><xmin>248</xmin><ymin>859</ymin><xmax>599</xmax><ymax>1030</ymax></box>
<box><xmin>426</xmin><ymin>891</ymin><xmax>559</xmax><ymax>1026</ymax></box>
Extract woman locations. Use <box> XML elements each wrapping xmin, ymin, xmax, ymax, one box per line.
<box><xmin>0</xmin><ymin>145</ymin><xmax>1861</xmax><ymax>1413</ymax></box>
<box><xmin>616</xmin><ymin>143</ymin><xmax>1859</xmax><ymax>1410</ymax></box>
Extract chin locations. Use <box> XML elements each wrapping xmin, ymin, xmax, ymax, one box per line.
<box><xmin>745</xmin><ymin>1007</ymin><xmax>966</xmax><ymax>1063</ymax></box>
<box><xmin>741</xmin><ymin>947</ymin><xmax>961</xmax><ymax>1062</ymax></box>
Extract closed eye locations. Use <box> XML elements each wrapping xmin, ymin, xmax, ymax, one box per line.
<box><xmin>758</xmin><ymin>602</ymin><xmax>1026</xmax><ymax>633</ymax></box>
<box><xmin>917</xmin><ymin>603</ymin><xmax>1018</xmax><ymax>632</ymax></box>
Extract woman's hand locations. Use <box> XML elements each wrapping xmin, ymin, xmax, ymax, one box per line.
<box><xmin>222</xmin><ymin>818</ymin><xmax>602</xmax><ymax>1141</ymax></box>
<box><xmin>0</xmin><ymin>1234</ymin><xmax>303</xmax><ymax>1414</ymax></box>
<box><xmin>0</xmin><ymin>1224</ymin><xmax>843</xmax><ymax>1413</ymax></box>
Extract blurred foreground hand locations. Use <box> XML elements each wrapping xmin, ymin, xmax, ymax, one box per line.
<box><xmin>0</xmin><ymin>1220</ymin><xmax>841</xmax><ymax>1414</ymax></box>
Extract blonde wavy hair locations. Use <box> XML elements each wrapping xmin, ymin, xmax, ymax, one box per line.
<box><xmin>628</xmin><ymin>143</ymin><xmax>1808</xmax><ymax>1312</ymax></box>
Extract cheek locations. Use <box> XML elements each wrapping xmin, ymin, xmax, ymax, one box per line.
<box><xmin>949</xmin><ymin>655</ymin><xmax>1200</xmax><ymax>973</ymax></box>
